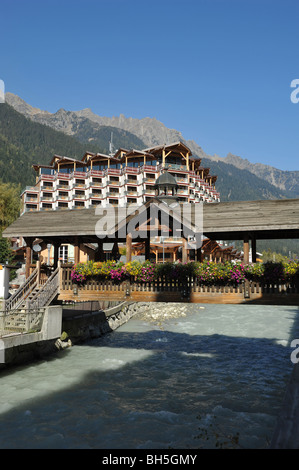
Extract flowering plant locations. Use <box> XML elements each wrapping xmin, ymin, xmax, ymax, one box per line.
<box><xmin>70</xmin><ymin>260</ymin><xmax>299</xmax><ymax>285</ymax></box>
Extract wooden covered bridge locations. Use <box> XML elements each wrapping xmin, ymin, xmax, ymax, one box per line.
<box><xmin>3</xmin><ymin>197</ymin><xmax>299</xmax><ymax>306</ymax></box>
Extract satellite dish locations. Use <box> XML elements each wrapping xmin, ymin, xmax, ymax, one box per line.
<box><xmin>33</xmin><ymin>244</ymin><xmax>41</xmax><ymax>252</ymax></box>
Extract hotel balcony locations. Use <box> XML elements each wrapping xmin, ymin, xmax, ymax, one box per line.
<box><xmin>24</xmin><ymin>204</ymin><xmax>39</xmax><ymax>212</ymax></box>
<box><xmin>57</xmin><ymin>203</ymin><xmax>70</xmax><ymax>210</ymax></box>
<box><xmin>73</xmin><ymin>181</ymin><xmax>87</xmax><ymax>189</ymax></box>
<box><xmin>88</xmin><ymin>180</ymin><xmax>103</xmax><ymax>188</ymax></box>
<box><xmin>57</xmin><ymin>184</ymin><xmax>71</xmax><ymax>190</ymax></box>
<box><xmin>72</xmin><ymin>171</ymin><xmax>87</xmax><ymax>178</ymax></box>
<box><xmin>177</xmin><ymin>187</ymin><xmax>189</xmax><ymax>195</ymax></box>
<box><xmin>73</xmin><ymin>193</ymin><xmax>86</xmax><ymax>200</ymax></box>
<box><xmin>142</xmin><ymin>177</ymin><xmax>156</xmax><ymax>184</ymax></box>
<box><xmin>123</xmin><ymin>167</ymin><xmax>140</xmax><ymax>175</ymax></box>
<box><xmin>106</xmin><ymin>191</ymin><xmax>120</xmax><ymax>197</ymax></box>
<box><xmin>88</xmin><ymin>169</ymin><xmax>105</xmax><ymax>177</ymax></box>
<box><xmin>40</xmin><ymin>195</ymin><xmax>55</xmax><ymax>202</ymax></box>
<box><xmin>142</xmin><ymin>165</ymin><xmax>159</xmax><ymax>172</ymax></box>
<box><xmin>142</xmin><ymin>188</ymin><xmax>156</xmax><ymax>195</ymax></box>
<box><xmin>24</xmin><ymin>195</ymin><xmax>39</xmax><ymax>203</ymax></box>
<box><xmin>125</xmin><ymin>178</ymin><xmax>139</xmax><ymax>185</ymax></box>
<box><xmin>107</xmin><ymin>168</ymin><xmax>122</xmax><ymax>176</ymax></box>
<box><xmin>56</xmin><ymin>194</ymin><xmax>70</xmax><ymax>201</ymax></box>
<box><xmin>40</xmin><ymin>185</ymin><xmax>55</xmax><ymax>191</ymax></box>
<box><xmin>40</xmin><ymin>204</ymin><xmax>54</xmax><ymax>211</ymax></box>
<box><xmin>24</xmin><ymin>185</ymin><xmax>39</xmax><ymax>192</ymax></box>
<box><xmin>90</xmin><ymin>191</ymin><xmax>103</xmax><ymax>199</ymax></box>
<box><xmin>38</xmin><ymin>174</ymin><xmax>55</xmax><ymax>185</ymax></box>
<box><xmin>176</xmin><ymin>177</ymin><xmax>189</xmax><ymax>185</ymax></box>
<box><xmin>167</xmin><ymin>164</ymin><xmax>188</xmax><ymax>172</ymax></box>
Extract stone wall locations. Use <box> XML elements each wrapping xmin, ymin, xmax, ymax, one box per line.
<box><xmin>61</xmin><ymin>301</ymin><xmax>145</xmax><ymax>344</ymax></box>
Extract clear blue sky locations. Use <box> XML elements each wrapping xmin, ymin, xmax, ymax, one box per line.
<box><xmin>1</xmin><ymin>0</ymin><xmax>299</xmax><ymax>170</ymax></box>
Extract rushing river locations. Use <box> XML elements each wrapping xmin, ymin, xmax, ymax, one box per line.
<box><xmin>0</xmin><ymin>303</ymin><xmax>298</xmax><ymax>449</ymax></box>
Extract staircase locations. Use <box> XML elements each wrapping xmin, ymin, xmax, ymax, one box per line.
<box><xmin>2</xmin><ymin>266</ymin><xmax>60</xmax><ymax>334</ymax></box>
<box><xmin>4</xmin><ymin>266</ymin><xmax>60</xmax><ymax>313</ymax></box>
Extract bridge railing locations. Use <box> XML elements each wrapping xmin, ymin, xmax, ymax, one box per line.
<box><xmin>59</xmin><ymin>266</ymin><xmax>299</xmax><ymax>302</ymax></box>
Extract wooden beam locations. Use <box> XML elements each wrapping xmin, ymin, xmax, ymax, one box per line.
<box><xmin>74</xmin><ymin>237</ymin><xmax>80</xmax><ymax>264</ymax></box>
<box><xmin>126</xmin><ymin>233</ymin><xmax>132</xmax><ymax>263</ymax></box>
<box><xmin>53</xmin><ymin>243</ymin><xmax>59</xmax><ymax>268</ymax></box>
<box><xmin>252</xmin><ymin>238</ymin><xmax>257</xmax><ymax>263</ymax></box>
<box><xmin>25</xmin><ymin>245</ymin><xmax>32</xmax><ymax>279</ymax></box>
<box><xmin>243</xmin><ymin>236</ymin><xmax>249</xmax><ymax>264</ymax></box>
<box><xmin>24</xmin><ymin>237</ymin><xmax>34</xmax><ymax>279</ymax></box>
<box><xmin>145</xmin><ymin>237</ymin><xmax>150</xmax><ymax>261</ymax></box>
<box><xmin>182</xmin><ymin>238</ymin><xmax>188</xmax><ymax>263</ymax></box>
<box><xmin>95</xmin><ymin>241</ymin><xmax>104</xmax><ymax>261</ymax></box>
<box><xmin>196</xmin><ymin>248</ymin><xmax>202</xmax><ymax>262</ymax></box>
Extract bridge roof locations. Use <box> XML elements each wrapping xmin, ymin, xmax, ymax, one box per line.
<box><xmin>202</xmin><ymin>199</ymin><xmax>299</xmax><ymax>240</ymax></box>
<box><xmin>3</xmin><ymin>198</ymin><xmax>299</xmax><ymax>242</ymax></box>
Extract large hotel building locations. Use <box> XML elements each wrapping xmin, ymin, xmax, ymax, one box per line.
<box><xmin>21</xmin><ymin>141</ymin><xmax>220</xmax><ymax>214</ymax></box>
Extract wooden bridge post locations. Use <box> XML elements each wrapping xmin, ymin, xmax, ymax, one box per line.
<box><xmin>243</xmin><ymin>235</ymin><xmax>250</xmax><ymax>264</ymax></box>
<box><xmin>196</xmin><ymin>248</ymin><xmax>202</xmax><ymax>262</ymax></box>
<box><xmin>145</xmin><ymin>237</ymin><xmax>150</xmax><ymax>261</ymax></box>
<box><xmin>24</xmin><ymin>237</ymin><xmax>34</xmax><ymax>279</ymax></box>
<box><xmin>74</xmin><ymin>237</ymin><xmax>80</xmax><ymax>265</ymax></box>
<box><xmin>53</xmin><ymin>243</ymin><xmax>60</xmax><ymax>269</ymax></box>
<box><xmin>58</xmin><ymin>260</ymin><xmax>62</xmax><ymax>294</ymax></box>
<box><xmin>252</xmin><ymin>238</ymin><xmax>257</xmax><ymax>263</ymax></box>
<box><xmin>36</xmin><ymin>260</ymin><xmax>41</xmax><ymax>286</ymax></box>
<box><xmin>182</xmin><ymin>238</ymin><xmax>188</xmax><ymax>263</ymax></box>
<box><xmin>126</xmin><ymin>233</ymin><xmax>132</xmax><ymax>263</ymax></box>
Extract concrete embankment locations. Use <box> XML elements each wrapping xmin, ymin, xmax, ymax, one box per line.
<box><xmin>61</xmin><ymin>301</ymin><xmax>146</xmax><ymax>344</ymax></box>
<box><xmin>0</xmin><ymin>301</ymin><xmax>143</xmax><ymax>369</ymax></box>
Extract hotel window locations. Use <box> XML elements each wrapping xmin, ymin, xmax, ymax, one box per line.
<box><xmin>74</xmin><ymin>190</ymin><xmax>85</xmax><ymax>198</ymax></box>
<box><xmin>92</xmin><ymin>178</ymin><xmax>102</xmax><ymax>186</ymax></box>
<box><xmin>42</xmin><ymin>192</ymin><xmax>52</xmax><ymax>200</ymax></box>
<box><xmin>58</xmin><ymin>180</ymin><xmax>69</xmax><ymax>187</ymax></box>
<box><xmin>41</xmin><ymin>167</ymin><xmax>54</xmax><ymax>175</ymax></box>
<box><xmin>109</xmin><ymin>162</ymin><xmax>121</xmax><ymax>169</ymax></box>
<box><xmin>58</xmin><ymin>191</ymin><xmax>68</xmax><ymax>199</ymax></box>
<box><xmin>92</xmin><ymin>163</ymin><xmax>107</xmax><ymax>171</ymax></box>
<box><xmin>42</xmin><ymin>203</ymin><xmax>52</xmax><ymax>210</ymax></box>
<box><xmin>75</xmin><ymin>179</ymin><xmax>85</xmax><ymax>187</ymax></box>
<box><xmin>59</xmin><ymin>166</ymin><xmax>72</xmax><ymax>174</ymax></box>
<box><xmin>127</xmin><ymin>161</ymin><xmax>140</xmax><ymax>168</ymax></box>
<box><xmin>26</xmin><ymin>204</ymin><xmax>38</xmax><ymax>211</ymax></box>
<box><xmin>109</xmin><ymin>188</ymin><xmax>119</xmax><ymax>194</ymax></box>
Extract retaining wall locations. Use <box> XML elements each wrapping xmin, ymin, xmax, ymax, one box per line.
<box><xmin>0</xmin><ymin>302</ymin><xmax>140</xmax><ymax>369</ymax></box>
<box><xmin>61</xmin><ymin>301</ymin><xmax>144</xmax><ymax>344</ymax></box>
